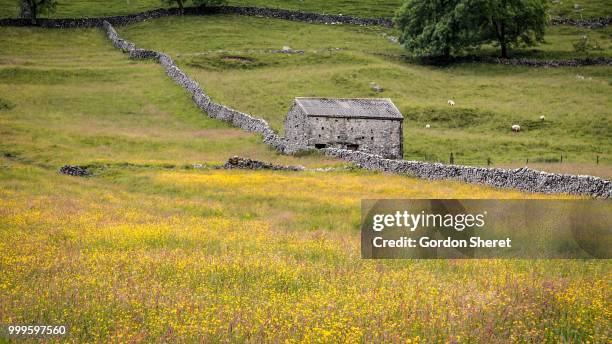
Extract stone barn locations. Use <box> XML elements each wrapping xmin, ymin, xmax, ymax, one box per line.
<box><xmin>284</xmin><ymin>98</ymin><xmax>404</xmax><ymax>159</ymax></box>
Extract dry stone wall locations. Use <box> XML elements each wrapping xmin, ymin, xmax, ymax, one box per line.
<box><xmin>491</xmin><ymin>56</ymin><xmax>612</xmax><ymax>67</ymax></box>
<box><xmin>102</xmin><ymin>21</ymin><xmax>305</xmax><ymax>155</ymax></box>
<box><xmin>2</xmin><ymin>5</ymin><xmax>392</xmax><ymax>28</ymax></box>
<box><xmin>3</xmin><ymin>4</ymin><xmax>607</xmax><ymax>29</ymax></box>
<box><xmin>551</xmin><ymin>16</ymin><xmax>611</xmax><ymax>28</ymax></box>
<box><xmin>377</xmin><ymin>53</ymin><xmax>612</xmax><ymax>68</ymax></box>
<box><xmin>322</xmin><ymin>148</ymin><xmax>612</xmax><ymax>198</ymax></box>
<box><xmin>212</xmin><ymin>6</ymin><xmax>393</xmax><ymax>27</ymax></box>
<box><xmin>223</xmin><ymin>156</ymin><xmax>305</xmax><ymax>171</ymax></box>
<box><xmin>101</xmin><ymin>21</ymin><xmax>611</xmax><ymax>198</ymax></box>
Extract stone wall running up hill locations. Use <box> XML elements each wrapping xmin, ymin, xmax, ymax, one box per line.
<box><xmin>99</xmin><ymin>21</ymin><xmax>612</xmax><ymax>198</ymax></box>
<box><xmin>103</xmin><ymin>21</ymin><xmax>305</xmax><ymax>155</ymax></box>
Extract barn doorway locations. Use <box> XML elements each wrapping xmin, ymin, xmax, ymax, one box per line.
<box><xmin>315</xmin><ymin>144</ymin><xmax>327</xmax><ymax>149</ymax></box>
<box><xmin>346</xmin><ymin>144</ymin><xmax>359</xmax><ymax>151</ymax></box>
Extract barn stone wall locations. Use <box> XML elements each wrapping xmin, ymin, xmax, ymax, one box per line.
<box><xmin>305</xmin><ymin>116</ymin><xmax>403</xmax><ymax>159</ymax></box>
<box><xmin>101</xmin><ymin>20</ymin><xmax>611</xmax><ymax>198</ymax></box>
<box><xmin>284</xmin><ymin>103</ymin><xmax>403</xmax><ymax>159</ymax></box>
<box><xmin>283</xmin><ymin>104</ymin><xmax>308</xmax><ymax>144</ymax></box>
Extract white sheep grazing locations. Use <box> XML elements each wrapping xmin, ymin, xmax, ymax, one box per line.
<box><xmin>576</xmin><ymin>74</ymin><xmax>585</xmax><ymax>80</ymax></box>
<box><xmin>511</xmin><ymin>124</ymin><xmax>521</xmax><ymax>132</ymax></box>
<box><xmin>425</xmin><ymin>124</ymin><xmax>431</xmax><ymax>129</ymax></box>
<box><xmin>540</xmin><ymin>115</ymin><xmax>545</xmax><ymax>121</ymax></box>
<box><xmin>447</xmin><ymin>99</ymin><xmax>455</xmax><ymax>106</ymax></box>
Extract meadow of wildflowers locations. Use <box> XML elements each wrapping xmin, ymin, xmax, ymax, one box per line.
<box><xmin>0</xmin><ymin>163</ymin><xmax>609</xmax><ymax>342</ymax></box>
<box><xmin>0</xmin><ymin>20</ymin><xmax>609</xmax><ymax>344</ymax></box>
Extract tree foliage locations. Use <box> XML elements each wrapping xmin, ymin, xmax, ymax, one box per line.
<box><xmin>162</xmin><ymin>0</ymin><xmax>227</xmax><ymax>14</ymax></box>
<box><xmin>480</xmin><ymin>0</ymin><xmax>548</xmax><ymax>58</ymax></box>
<box><xmin>162</xmin><ymin>0</ymin><xmax>187</xmax><ymax>14</ymax></box>
<box><xmin>22</xmin><ymin>0</ymin><xmax>57</xmax><ymax>23</ymax></box>
<box><xmin>193</xmin><ymin>0</ymin><xmax>226</xmax><ymax>5</ymax></box>
<box><xmin>394</xmin><ymin>0</ymin><xmax>548</xmax><ymax>58</ymax></box>
<box><xmin>394</xmin><ymin>0</ymin><xmax>482</xmax><ymax>58</ymax></box>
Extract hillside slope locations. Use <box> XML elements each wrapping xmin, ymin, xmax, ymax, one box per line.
<box><xmin>120</xmin><ymin>15</ymin><xmax>612</xmax><ymax>166</ymax></box>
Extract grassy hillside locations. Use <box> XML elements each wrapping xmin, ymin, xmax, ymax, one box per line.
<box><xmin>0</xmin><ymin>26</ymin><xmax>338</xmax><ymax>168</ymax></box>
<box><xmin>549</xmin><ymin>0</ymin><xmax>612</xmax><ymax>19</ymax></box>
<box><xmin>0</xmin><ymin>0</ymin><xmax>610</xmax><ymax>19</ymax></box>
<box><xmin>0</xmin><ymin>0</ymin><xmax>170</xmax><ymax>18</ymax></box>
<box><xmin>120</xmin><ymin>15</ymin><xmax>612</xmax><ymax>166</ymax></box>
<box><xmin>229</xmin><ymin>0</ymin><xmax>612</xmax><ymax>19</ymax></box>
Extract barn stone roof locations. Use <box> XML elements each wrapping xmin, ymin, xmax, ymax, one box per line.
<box><xmin>294</xmin><ymin>98</ymin><xmax>403</xmax><ymax>120</ymax></box>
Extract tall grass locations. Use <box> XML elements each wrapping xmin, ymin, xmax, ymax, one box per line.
<box><xmin>3</xmin><ymin>161</ymin><xmax>608</xmax><ymax>342</ymax></box>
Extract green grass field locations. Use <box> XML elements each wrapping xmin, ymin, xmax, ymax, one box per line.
<box><xmin>0</xmin><ymin>0</ymin><xmax>610</xmax><ymax>19</ymax></box>
<box><xmin>118</xmin><ymin>15</ymin><xmax>612</xmax><ymax>166</ymax></box>
<box><xmin>0</xmin><ymin>26</ymin><xmax>340</xmax><ymax>168</ymax></box>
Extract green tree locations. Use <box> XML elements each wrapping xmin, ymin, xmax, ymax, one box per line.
<box><xmin>193</xmin><ymin>0</ymin><xmax>226</xmax><ymax>6</ymax></box>
<box><xmin>162</xmin><ymin>0</ymin><xmax>226</xmax><ymax>14</ymax></box>
<box><xmin>394</xmin><ymin>0</ymin><xmax>547</xmax><ymax>59</ymax></box>
<box><xmin>480</xmin><ymin>0</ymin><xmax>548</xmax><ymax>58</ymax></box>
<box><xmin>162</xmin><ymin>0</ymin><xmax>187</xmax><ymax>14</ymax></box>
<box><xmin>394</xmin><ymin>0</ymin><xmax>485</xmax><ymax>59</ymax></box>
<box><xmin>22</xmin><ymin>0</ymin><xmax>57</xmax><ymax>24</ymax></box>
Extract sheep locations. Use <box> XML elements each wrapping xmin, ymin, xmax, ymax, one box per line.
<box><xmin>425</xmin><ymin>124</ymin><xmax>431</xmax><ymax>129</ymax></box>
<box><xmin>447</xmin><ymin>99</ymin><xmax>455</xmax><ymax>106</ymax></box>
<box><xmin>370</xmin><ymin>82</ymin><xmax>384</xmax><ymax>93</ymax></box>
<box><xmin>540</xmin><ymin>115</ymin><xmax>545</xmax><ymax>121</ymax></box>
<box><xmin>511</xmin><ymin>124</ymin><xmax>521</xmax><ymax>132</ymax></box>
<box><xmin>576</xmin><ymin>74</ymin><xmax>585</xmax><ymax>80</ymax></box>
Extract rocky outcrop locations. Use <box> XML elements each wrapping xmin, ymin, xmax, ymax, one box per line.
<box><xmin>223</xmin><ymin>156</ymin><xmax>304</xmax><ymax>171</ymax></box>
<box><xmin>101</xmin><ymin>21</ymin><xmax>611</xmax><ymax>198</ymax></box>
<box><xmin>374</xmin><ymin>53</ymin><xmax>612</xmax><ymax>68</ymax></box>
<box><xmin>59</xmin><ymin>165</ymin><xmax>90</xmax><ymax>176</ymax></box>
